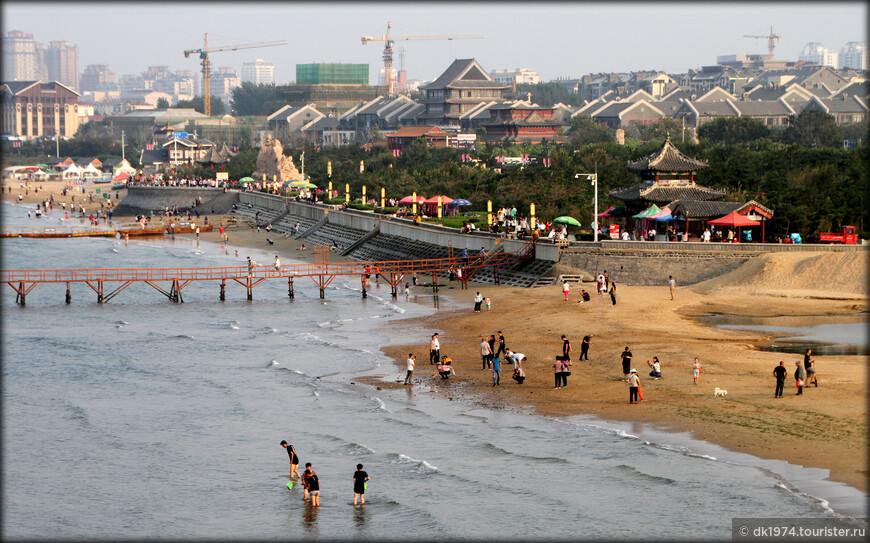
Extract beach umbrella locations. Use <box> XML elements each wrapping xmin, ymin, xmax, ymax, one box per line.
<box><xmin>239</xmin><ymin>176</ymin><xmax>254</xmax><ymax>183</ymax></box>
<box><xmin>36</xmin><ymin>163</ymin><xmax>48</xmax><ymax>168</ymax></box>
<box><xmin>631</xmin><ymin>204</ymin><xmax>661</xmax><ymax>219</ymax></box>
<box><xmin>553</xmin><ymin>216</ymin><xmax>581</xmax><ymax>227</ymax></box>
<box><xmin>649</xmin><ymin>205</ymin><xmax>671</xmax><ymax>220</ymax></box>
<box><xmin>424</xmin><ymin>195</ymin><xmax>454</xmax><ymax>204</ymax></box>
<box><xmin>399</xmin><ymin>195</ymin><xmax>426</xmax><ymax>204</ymax></box>
<box><xmin>707</xmin><ymin>210</ymin><xmax>760</xmax><ymax>227</ymax></box>
<box><xmin>449</xmin><ymin>198</ymin><xmax>472</xmax><ymax>206</ymax></box>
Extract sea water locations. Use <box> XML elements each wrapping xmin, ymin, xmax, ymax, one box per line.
<box><xmin>2</xmin><ymin>202</ymin><xmax>865</xmax><ymax>540</ymax></box>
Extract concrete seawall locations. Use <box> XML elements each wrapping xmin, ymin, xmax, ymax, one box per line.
<box><xmin>560</xmin><ymin>240</ymin><xmax>867</xmax><ymax>286</ymax></box>
<box><xmin>114</xmin><ymin>187</ymin><xmax>239</xmax><ymax>216</ymax></box>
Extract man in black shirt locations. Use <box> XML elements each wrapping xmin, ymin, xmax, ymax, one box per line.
<box><xmin>305</xmin><ymin>463</ymin><xmax>320</xmax><ymax>506</ymax></box>
<box><xmin>495</xmin><ymin>331</ymin><xmax>506</xmax><ymax>358</ymax></box>
<box><xmin>773</xmin><ymin>361</ymin><xmax>787</xmax><ymax>398</ymax></box>
<box><xmin>580</xmin><ymin>334</ymin><xmax>593</xmax><ymax>361</ymax></box>
<box><xmin>561</xmin><ymin>335</ymin><xmax>571</xmax><ymax>362</ymax></box>
<box><xmin>280</xmin><ymin>440</ymin><xmax>300</xmax><ymax>479</ymax></box>
<box><xmin>353</xmin><ymin>463</ymin><xmax>370</xmax><ymax>505</ymax></box>
<box><xmin>621</xmin><ymin>347</ymin><xmax>633</xmax><ymax>379</ymax></box>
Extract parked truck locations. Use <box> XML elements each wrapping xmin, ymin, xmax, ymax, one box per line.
<box><xmin>816</xmin><ymin>225</ymin><xmax>858</xmax><ymax>244</ymax></box>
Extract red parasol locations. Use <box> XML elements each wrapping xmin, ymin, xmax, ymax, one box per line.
<box><xmin>423</xmin><ymin>195</ymin><xmax>454</xmax><ymax>204</ymax></box>
<box><xmin>399</xmin><ymin>195</ymin><xmax>426</xmax><ymax>204</ymax></box>
<box><xmin>707</xmin><ymin>210</ymin><xmax>761</xmax><ymax>227</ymax></box>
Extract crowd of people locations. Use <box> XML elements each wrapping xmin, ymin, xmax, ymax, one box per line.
<box><xmin>280</xmin><ymin>441</ymin><xmax>370</xmax><ymax>507</ymax></box>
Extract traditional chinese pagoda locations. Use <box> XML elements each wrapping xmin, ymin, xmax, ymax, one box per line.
<box><xmin>608</xmin><ymin>134</ymin><xmax>724</xmax><ymax>215</ymax></box>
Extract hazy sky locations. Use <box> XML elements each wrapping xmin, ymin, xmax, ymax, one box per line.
<box><xmin>3</xmin><ymin>2</ymin><xmax>866</xmax><ymax>84</ymax></box>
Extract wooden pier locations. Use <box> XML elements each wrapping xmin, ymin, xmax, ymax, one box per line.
<box><xmin>3</xmin><ymin>242</ymin><xmax>534</xmax><ymax>305</ymax></box>
<box><xmin>1</xmin><ymin>224</ymin><xmax>214</xmax><ymax>239</ymax></box>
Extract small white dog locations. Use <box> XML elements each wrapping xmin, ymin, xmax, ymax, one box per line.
<box><xmin>714</xmin><ymin>387</ymin><xmax>728</xmax><ymax>397</ymax></box>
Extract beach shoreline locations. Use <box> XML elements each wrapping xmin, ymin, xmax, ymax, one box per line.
<box><xmin>6</xmin><ymin>181</ymin><xmax>867</xmax><ymax>496</ymax></box>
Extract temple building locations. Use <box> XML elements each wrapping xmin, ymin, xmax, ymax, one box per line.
<box><xmin>607</xmin><ymin>135</ymin><xmax>773</xmax><ymax>240</ymax></box>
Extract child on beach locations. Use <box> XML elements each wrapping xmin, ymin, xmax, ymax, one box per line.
<box><xmin>484</xmin><ymin>297</ymin><xmax>491</xmax><ymax>311</ymax></box>
<box><xmin>562</xmin><ymin>281</ymin><xmax>570</xmax><ymax>301</ymax></box>
<box><xmin>692</xmin><ymin>358</ymin><xmax>702</xmax><ymax>384</ymax></box>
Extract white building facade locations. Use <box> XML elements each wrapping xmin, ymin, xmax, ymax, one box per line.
<box><xmin>241</xmin><ymin>59</ymin><xmax>275</xmax><ymax>85</ymax></box>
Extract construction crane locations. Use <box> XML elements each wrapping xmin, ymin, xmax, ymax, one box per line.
<box><xmin>361</xmin><ymin>21</ymin><xmax>483</xmax><ymax>96</ymax></box>
<box><xmin>743</xmin><ymin>26</ymin><xmax>782</xmax><ymax>58</ymax></box>
<box><xmin>183</xmin><ymin>33</ymin><xmax>287</xmax><ymax>116</ymax></box>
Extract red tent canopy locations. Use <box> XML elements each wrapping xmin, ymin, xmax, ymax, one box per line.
<box><xmin>399</xmin><ymin>195</ymin><xmax>425</xmax><ymax>204</ymax></box>
<box><xmin>707</xmin><ymin>210</ymin><xmax>761</xmax><ymax>227</ymax></box>
<box><xmin>113</xmin><ymin>172</ymin><xmax>130</xmax><ymax>181</ymax></box>
<box><xmin>423</xmin><ymin>195</ymin><xmax>454</xmax><ymax>204</ymax></box>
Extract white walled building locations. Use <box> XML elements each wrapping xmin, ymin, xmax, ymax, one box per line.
<box><xmin>839</xmin><ymin>41</ymin><xmax>868</xmax><ymax>70</ymax></box>
<box><xmin>490</xmin><ymin>68</ymin><xmax>540</xmax><ymax>86</ymax></box>
<box><xmin>799</xmin><ymin>42</ymin><xmax>839</xmax><ymax>68</ymax></box>
<box><xmin>241</xmin><ymin>59</ymin><xmax>275</xmax><ymax>84</ymax></box>
<box><xmin>2</xmin><ymin>30</ymin><xmax>38</xmax><ymax>81</ymax></box>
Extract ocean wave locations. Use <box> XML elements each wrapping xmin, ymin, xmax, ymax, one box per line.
<box><xmin>615</xmin><ymin>464</ymin><xmax>676</xmax><ymax>485</ymax></box>
<box><xmin>267</xmin><ymin>360</ymin><xmax>279</xmax><ymax>367</ymax></box>
<box><xmin>386</xmin><ymin>453</ymin><xmax>440</xmax><ymax>473</ymax></box>
<box><xmin>342</xmin><ymin>442</ymin><xmax>376</xmax><ymax>455</ymax></box>
<box><xmin>172</xmin><ymin>334</ymin><xmax>195</xmax><ymax>340</ymax></box>
<box><xmin>373</xmin><ymin>397</ymin><xmax>391</xmax><ymax>413</ymax></box>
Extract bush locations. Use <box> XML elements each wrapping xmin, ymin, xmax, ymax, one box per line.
<box><xmin>860</xmin><ymin>231</ymin><xmax>870</xmax><ymax>240</ymax></box>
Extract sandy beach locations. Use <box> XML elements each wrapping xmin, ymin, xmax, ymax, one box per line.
<box><xmin>5</xmin><ymin>180</ymin><xmax>868</xmax><ymax>492</ymax></box>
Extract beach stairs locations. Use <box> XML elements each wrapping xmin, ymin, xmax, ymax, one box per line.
<box><xmin>300</xmin><ymin>222</ymin><xmax>370</xmax><ymax>252</ymax></box>
<box><xmin>340</xmin><ymin>226</ymin><xmax>380</xmax><ymax>256</ymax></box>
<box><xmin>292</xmin><ymin>216</ymin><xmax>328</xmax><ymax>239</ymax></box>
<box><xmin>467</xmin><ymin>249</ymin><xmax>557</xmax><ymax>287</ymax></box>
<box><xmin>271</xmin><ymin>214</ymin><xmax>321</xmax><ymax>239</ymax></box>
<box><xmin>229</xmin><ymin>204</ymin><xmax>283</xmax><ymax>227</ymax></box>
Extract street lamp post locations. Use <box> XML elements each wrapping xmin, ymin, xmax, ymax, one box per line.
<box><xmin>575</xmin><ymin>172</ymin><xmax>599</xmax><ymax>242</ymax></box>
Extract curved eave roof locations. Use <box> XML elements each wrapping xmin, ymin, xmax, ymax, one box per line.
<box><xmin>627</xmin><ymin>137</ymin><xmax>709</xmax><ymax>172</ymax></box>
<box><xmin>609</xmin><ymin>182</ymin><xmax>725</xmax><ymax>203</ymax></box>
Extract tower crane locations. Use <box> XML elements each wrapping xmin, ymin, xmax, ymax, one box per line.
<box><xmin>183</xmin><ymin>34</ymin><xmax>287</xmax><ymax>116</ymax></box>
<box><xmin>743</xmin><ymin>26</ymin><xmax>781</xmax><ymax>58</ymax></box>
<box><xmin>361</xmin><ymin>21</ymin><xmax>483</xmax><ymax>96</ymax></box>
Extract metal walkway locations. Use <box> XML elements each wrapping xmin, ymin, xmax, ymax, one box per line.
<box><xmin>3</xmin><ymin>241</ymin><xmax>535</xmax><ymax>305</ymax></box>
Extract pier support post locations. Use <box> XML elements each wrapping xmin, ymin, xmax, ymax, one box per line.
<box><xmin>247</xmin><ymin>278</ymin><xmax>253</xmax><ymax>301</ymax></box>
<box><xmin>288</xmin><ymin>278</ymin><xmax>294</xmax><ymax>299</ymax></box>
<box><xmin>16</xmin><ymin>281</ymin><xmax>26</xmax><ymax>305</ymax></box>
<box><xmin>361</xmin><ymin>276</ymin><xmax>367</xmax><ymax>298</ymax></box>
<box><xmin>432</xmin><ymin>272</ymin><xmax>439</xmax><ymax>293</ymax></box>
<box><xmin>220</xmin><ymin>279</ymin><xmax>226</xmax><ymax>301</ymax></box>
<box><xmin>65</xmin><ymin>282</ymin><xmax>71</xmax><ymax>304</ymax></box>
<box><xmin>96</xmin><ymin>280</ymin><xmax>104</xmax><ymax>304</ymax></box>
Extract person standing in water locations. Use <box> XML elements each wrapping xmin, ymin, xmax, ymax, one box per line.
<box><xmin>353</xmin><ymin>464</ymin><xmax>370</xmax><ymax>505</ymax></box>
<box><xmin>306</xmin><ymin>463</ymin><xmax>320</xmax><ymax>506</ymax></box>
<box><xmin>281</xmin><ymin>441</ymin><xmax>301</xmax><ymax>479</ymax></box>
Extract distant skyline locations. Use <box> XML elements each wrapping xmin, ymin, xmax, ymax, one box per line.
<box><xmin>3</xmin><ymin>2</ymin><xmax>867</xmax><ymax>85</ymax></box>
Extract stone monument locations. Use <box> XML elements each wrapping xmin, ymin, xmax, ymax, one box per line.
<box><xmin>252</xmin><ymin>133</ymin><xmax>304</xmax><ymax>183</ymax></box>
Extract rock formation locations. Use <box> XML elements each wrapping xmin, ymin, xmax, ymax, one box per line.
<box><xmin>251</xmin><ymin>134</ymin><xmax>304</xmax><ymax>183</ymax></box>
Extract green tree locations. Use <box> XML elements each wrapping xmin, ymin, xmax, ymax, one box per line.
<box><xmin>698</xmin><ymin>116</ymin><xmax>770</xmax><ymax>146</ymax></box>
<box><xmin>156</xmin><ymin>97</ymin><xmax>170</xmax><ymax>110</ymax></box>
<box><xmin>230</xmin><ymin>82</ymin><xmax>279</xmax><ymax>116</ymax></box>
<box><xmin>226</xmin><ymin>148</ymin><xmax>258</xmax><ymax>180</ymax></box>
<box><xmin>516</xmin><ymin>82</ymin><xmax>584</xmax><ymax>107</ymax></box>
<box><xmin>568</xmin><ymin>115</ymin><xmax>613</xmax><ymax>146</ymax></box>
<box><xmin>782</xmin><ymin>109</ymin><xmax>841</xmax><ymax>148</ymax></box>
<box><xmin>175</xmin><ymin>96</ymin><xmax>226</xmax><ymax>116</ymax></box>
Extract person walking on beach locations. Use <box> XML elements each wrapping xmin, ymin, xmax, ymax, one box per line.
<box><xmin>495</xmin><ymin>331</ymin><xmax>506</xmax><ymax>359</ymax></box>
<box><xmin>562</xmin><ymin>280</ymin><xmax>571</xmax><ymax>301</ymax></box>
<box><xmin>480</xmin><ymin>338</ymin><xmax>493</xmax><ymax>369</ymax></box>
<box><xmin>404</xmin><ymin>353</ymin><xmax>415</xmax><ymax>385</ymax></box>
<box><xmin>794</xmin><ymin>361</ymin><xmax>806</xmax><ymax>395</ymax></box>
<box><xmin>491</xmin><ymin>355</ymin><xmax>501</xmax><ymax>387</ymax></box>
<box><xmin>668</xmin><ymin>275</ymin><xmax>676</xmax><ymax>300</ymax></box>
<box><xmin>562</xmin><ymin>335</ymin><xmax>572</xmax><ymax>362</ymax></box>
<box><xmin>580</xmin><ymin>334</ymin><xmax>593</xmax><ymax>361</ymax></box>
<box><xmin>628</xmin><ymin>369</ymin><xmax>640</xmax><ymax>403</ymax></box>
<box><xmin>553</xmin><ymin>357</ymin><xmax>565</xmax><ymax>389</ymax></box>
<box><xmin>274</xmin><ymin>255</ymin><xmax>281</xmax><ymax>273</ymax></box>
<box><xmin>609</xmin><ymin>281</ymin><xmax>617</xmax><ymax>306</ymax></box>
<box><xmin>692</xmin><ymin>357</ymin><xmax>702</xmax><ymax>384</ymax></box>
<box><xmin>281</xmin><ymin>441</ymin><xmax>301</xmax><ymax>479</ymax></box>
<box><xmin>488</xmin><ymin>334</ymin><xmax>496</xmax><ymax>359</ymax></box>
<box><xmin>597</xmin><ymin>273</ymin><xmax>606</xmax><ymax>295</ymax></box>
<box><xmin>474</xmin><ymin>292</ymin><xmax>483</xmax><ymax>312</ymax></box>
<box><xmin>305</xmin><ymin>464</ymin><xmax>320</xmax><ymax>506</ymax></box>
<box><xmin>429</xmin><ymin>333</ymin><xmax>440</xmax><ymax>365</ymax></box>
<box><xmin>804</xmin><ymin>348</ymin><xmax>817</xmax><ymax>387</ymax></box>
<box><xmin>621</xmin><ymin>347</ymin><xmax>633</xmax><ymax>379</ymax></box>
<box><xmin>773</xmin><ymin>361</ymin><xmax>787</xmax><ymax>398</ymax></box>
<box><xmin>353</xmin><ymin>464</ymin><xmax>370</xmax><ymax>505</ymax></box>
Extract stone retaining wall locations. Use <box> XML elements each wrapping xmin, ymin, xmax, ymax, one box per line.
<box><xmin>114</xmin><ymin>187</ymin><xmax>238</xmax><ymax>216</ymax></box>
